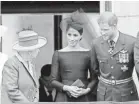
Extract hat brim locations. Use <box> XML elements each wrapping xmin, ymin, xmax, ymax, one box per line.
<box><xmin>13</xmin><ymin>36</ymin><xmax>47</xmax><ymax>51</ymax></box>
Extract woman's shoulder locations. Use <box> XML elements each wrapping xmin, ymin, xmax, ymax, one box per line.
<box><xmin>3</xmin><ymin>55</ymin><xmax>21</xmax><ymax>71</ymax></box>
<box><xmin>58</xmin><ymin>47</ymin><xmax>90</xmax><ymax>52</ymax></box>
<box><xmin>79</xmin><ymin>47</ymin><xmax>90</xmax><ymax>52</ymax></box>
<box><xmin>58</xmin><ymin>47</ymin><xmax>69</xmax><ymax>52</ymax></box>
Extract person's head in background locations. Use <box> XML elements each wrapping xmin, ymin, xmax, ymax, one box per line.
<box><xmin>41</xmin><ymin>64</ymin><xmax>51</xmax><ymax>78</ymax></box>
<box><xmin>13</xmin><ymin>29</ymin><xmax>47</xmax><ymax>62</ymax></box>
<box><xmin>97</xmin><ymin>12</ymin><xmax>118</xmax><ymax>41</ymax></box>
<box><xmin>65</xmin><ymin>22</ymin><xmax>83</xmax><ymax>48</ymax></box>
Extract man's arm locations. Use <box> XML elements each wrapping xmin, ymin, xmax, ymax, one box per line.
<box><xmin>88</xmin><ymin>40</ymin><xmax>99</xmax><ymax>93</ymax></box>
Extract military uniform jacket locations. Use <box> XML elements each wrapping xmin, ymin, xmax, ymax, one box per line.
<box><xmin>91</xmin><ymin>32</ymin><xmax>138</xmax><ymax>102</ymax></box>
<box><xmin>2</xmin><ymin>55</ymin><xmax>39</xmax><ymax>103</ymax></box>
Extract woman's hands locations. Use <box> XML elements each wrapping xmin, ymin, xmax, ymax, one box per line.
<box><xmin>77</xmin><ymin>88</ymin><xmax>91</xmax><ymax>97</ymax></box>
<box><xmin>63</xmin><ymin>85</ymin><xmax>91</xmax><ymax>98</ymax></box>
<box><xmin>63</xmin><ymin>85</ymin><xmax>81</xmax><ymax>98</ymax></box>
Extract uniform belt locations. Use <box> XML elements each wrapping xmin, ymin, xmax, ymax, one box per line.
<box><xmin>98</xmin><ymin>76</ymin><xmax>133</xmax><ymax>85</ymax></box>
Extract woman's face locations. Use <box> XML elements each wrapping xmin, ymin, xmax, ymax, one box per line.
<box><xmin>66</xmin><ymin>27</ymin><xmax>82</xmax><ymax>47</ymax></box>
<box><xmin>28</xmin><ymin>49</ymin><xmax>40</xmax><ymax>59</ymax></box>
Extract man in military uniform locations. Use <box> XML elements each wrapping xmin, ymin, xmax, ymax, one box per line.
<box><xmin>91</xmin><ymin>12</ymin><xmax>138</xmax><ymax>102</ymax></box>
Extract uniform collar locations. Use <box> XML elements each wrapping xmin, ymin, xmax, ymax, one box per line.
<box><xmin>113</xmin><ymin>31</ymin><xmax>119</xmax><ymax>43</ymax></box>
<box><xmin>107</xmin><ymin>31</ymin><xmax>119</xmax><ymax>44</ymax></box>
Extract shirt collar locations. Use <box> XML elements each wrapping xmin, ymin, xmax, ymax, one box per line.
<box><xmin>107</xmin><ymin>31</ymin><xmax>119</xmax><ymax>44</ymax></box>
<box><xmin>113</xmin><ymin>31</ymin><xmax>119</xmax><ymax>43</ymax></box>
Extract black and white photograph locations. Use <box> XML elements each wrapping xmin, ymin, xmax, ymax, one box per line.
<box><xmin>0</xmin><ymin>1</ymin><xmax>139</xmax><ymax>104</ymax></box>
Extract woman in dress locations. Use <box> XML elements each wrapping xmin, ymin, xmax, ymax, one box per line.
<box><xmin>49</xmin><ymin>10</ymin><xmax>98</xmax><ymax>102</ymax></box>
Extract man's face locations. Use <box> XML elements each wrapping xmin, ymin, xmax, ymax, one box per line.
<box><xmin>99</xmin><ymin>23</ymin><xmax>114</xmax><ymax>41</ymax></box>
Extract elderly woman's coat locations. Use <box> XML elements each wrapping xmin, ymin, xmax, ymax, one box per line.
<box><xmin>2</xmin><ymin>55</ymin><xmax>39</xmax><ymax>103</ymax></box>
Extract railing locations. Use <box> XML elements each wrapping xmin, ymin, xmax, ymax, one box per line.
<box><xmin>3</xmin><ymin>101</ymin><xmax>138</xmax><ymax>104</ymax></box>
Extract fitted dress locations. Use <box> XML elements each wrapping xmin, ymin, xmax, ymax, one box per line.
<box><xmin>50</xmin><ymin>50</ymin><xmax>98</xmax><ymax>102</ymax></box>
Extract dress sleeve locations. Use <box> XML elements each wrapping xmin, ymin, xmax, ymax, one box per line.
<box><xmin>87</xmin><ymin>41</ymin><xmax>99</xmax><ymax>90</ymax></box>
<box><xmin>90</xmin><ymin>41</ymin><xmax>100</xmax><ymax>76</ymax></box>
<box><xmin>49</xmin><ymin>51</ymin><xmax>64</xmax><ymax>91</ymax></box>
<box><xmin>2</xmin><ymin>59</ymin><xmax>29</xmax><ymax>103</ymax></box>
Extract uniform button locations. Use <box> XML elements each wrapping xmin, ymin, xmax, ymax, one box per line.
<box><xmin>111</xmin><ymin>76</ymin><xmax>115</xmax><ymax>79</ymax></box>
<box><xmin>111</xmin><ymin>57</ymin><xmax>113</xmax><ymax>59</ymax></box>
<box><xmin>131</xmin><ymin>91</ymin><xmax>133</xmax><ymax>94</ymax></box>
<box><xmin>100</xmin><ymin>60</ymin><xmax>102</xmax><ymax>63</ymax></box>
<box><xmin>111</xmin><ymin>66</ymin><xmax>114</xmax><ymax>69</ymax></box>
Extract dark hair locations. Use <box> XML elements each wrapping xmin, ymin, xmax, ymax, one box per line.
<box><xmin>41</xmin><ymin>64</ymin><xmax>51</xmax><ymax>76</ymax></box>
<box><xmin>66</xmin><ymin>23</ymin><xmax>83</xmax><ymax>35</ymax></box>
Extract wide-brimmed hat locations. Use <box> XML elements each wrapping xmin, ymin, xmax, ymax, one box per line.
<box><xmin>13</xmin><ymin>30</ymin><xmax>47</xmax><ymax>51</ymax></box>
<box><xmin>0</xmin><ymin>25</ymin><xmax>8</xmax><ymax>37</ymax></box>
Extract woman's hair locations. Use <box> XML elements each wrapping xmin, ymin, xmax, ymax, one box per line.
<box><xmin>60</xmin><ymin>9</ymin><xmax>87</xmax><ymax>35</ymax></box>
<box><xmin>66</xmin><ymin>23</ymin><xmax>83</xmax><ymax>35</ymax></box>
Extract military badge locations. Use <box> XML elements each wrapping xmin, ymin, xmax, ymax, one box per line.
<box><xmin>108</xmin><ymin>48</ymin><xmax>114</xmax><ymax>54</ymax></box>
<box><xmin>118</xmin><ymin>49</ymin><xmax>129</xmax><ymax>63</ymax></box>
<box><xmin>121</xmin><ymin>65</ymin><xmax>128</xmax><ymax>72</ymax></box>
<box><xmin>108</xmin><ymin>40</ymin><xmax>115</xmax><ymax>54</ymax></box>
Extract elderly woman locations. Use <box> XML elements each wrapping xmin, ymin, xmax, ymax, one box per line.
<box><xmin>48</xmin><ymin>10</ymin><xmax>98</xmax><ymax>102</ymax></box>
<box><xmin>2</xmin><ymin>30</ymin><xmax>47</xmax><ymax>103</ymax></box>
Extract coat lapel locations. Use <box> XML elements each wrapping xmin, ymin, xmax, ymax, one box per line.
<box><xmin>31</xmin><ymin>65</ymin><xmax>39</xmax><ymax>87</ymax></box>
<box><xmin>100</xmin><ymin>36</ymin><xmax>110</xmax><ymax>54</ymax></box>
<box><xmin>15</xmin><ymin>54</ymin><xmax>38</xmax><ymax>86</ymax></box>
<box><xmin>22</xmin><ymin>61</ymin><xmax>38</xmax><ymax>86</ymax></box>
<box><xmin>112</xmin><ymin>32</ymin><xmax>125</xmax><ymax>56</ymax></box>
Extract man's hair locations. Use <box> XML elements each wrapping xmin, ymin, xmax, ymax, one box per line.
<box><xmin>66</xmin><ymin>23</ymin><xmax>83</xmax><ymax>35</ymax></box>
<box><xmin>97</xmin><ymin>12</ymin><xmax>118</xmax><ymax>27</ymax></box>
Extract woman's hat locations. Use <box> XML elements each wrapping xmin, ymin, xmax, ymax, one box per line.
<box><xmin>60</xmin><ymin>8</ymin><xmax>88</xmax><ymax>32</ymax></box>
<box><xmin>13</xmin><ymin>30</ymin><xmax>47</xmax><ymax>51</ymax></box>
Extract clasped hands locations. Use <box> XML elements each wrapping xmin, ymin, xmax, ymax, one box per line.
<box><xmin>63</xmin><ymin>85</ymin><xmax>90</xmax><ymax>98</ymax></box>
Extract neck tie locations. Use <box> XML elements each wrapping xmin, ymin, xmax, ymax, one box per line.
<box><xmin>109</xmin><ymin>40</ymin><xmax>115</xmax><ymax>49</ymax></box>
<box><xmin>108</xmin><ymin>40</ymin><xmax>115</xmax><ymax>54</ymax></box>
